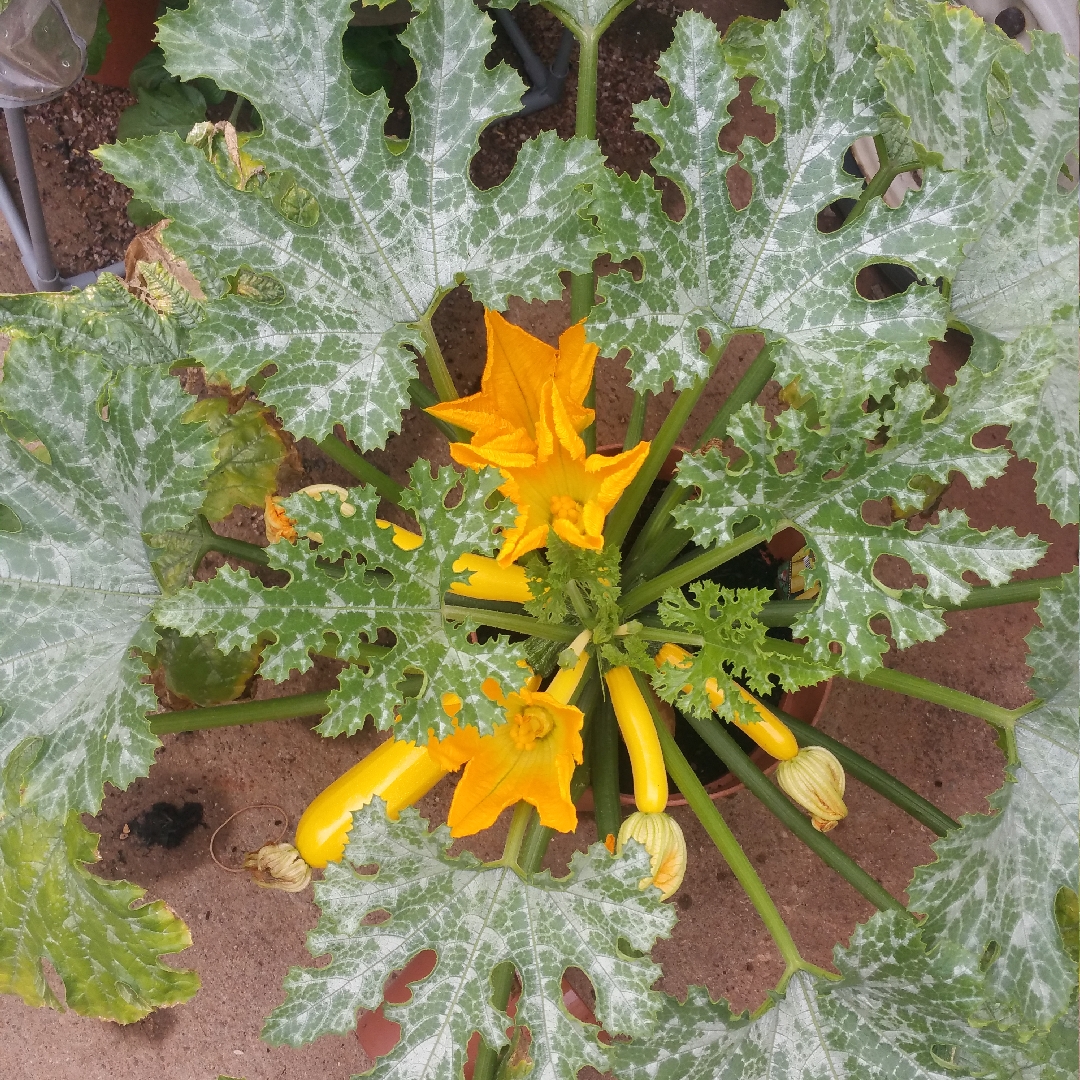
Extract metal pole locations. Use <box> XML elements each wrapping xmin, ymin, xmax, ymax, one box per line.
<box><xmin>4</xmin><ymin>107</ymin><xmax>61</xmax><ymax>290</ymax></box>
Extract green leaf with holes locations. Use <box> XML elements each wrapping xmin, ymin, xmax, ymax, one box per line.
<box><xmin>605</xmin><ymin>910</ymin><xmax>1071</xmax><ymax>1080</ymax></box>
<box><xmin>95</xmin><ymin>0</ymin><xmax>607</xmax><ymax>448</ymax></box>
<box><xmin>153</xmin><ymin>461</ymin><xmax>529</xmax><ymax>741</ymax></box>
<box><xmin>673</xmin><ymin>350</ymin><xmax>1047</xmax><ymax>676</ymax></box>
<box><xmin>263</xmin><ymin>801</ymin><xmax>675</xmax><ymax>1080</ymax></box>
<box><xmin>588</xmin><ymin>0</ymin><xmax>988</xmax><ymax>399</ymax></box>
<box><xmin>0</xmin><ymin>747</ymin><xmax>199</xmax><ymax>1022</ymax></box>
<box><xmin>0</xmin><ymin>339</ymin><xmax>216</xmax><ymax>818</ymax></box>
<box><xmin>876</xmin><ymin>1</ymin><xmax>1079</xmax><ymax>345</ymax></box>
<box><xmin>908</xmin><ymin>570</ymin><xmax>1079</xmax><ymax>1035</ymax></box>
<box><xmin>650</xmin><ymin>582</ymin><xmax>833</xmax><ymax>721</ymax></box>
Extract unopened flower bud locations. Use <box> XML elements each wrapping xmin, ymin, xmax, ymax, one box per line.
<box><xmin>616</xmin><ymin>811</ymin><xmax>687</xmax><ymax>900</ymax></box>
<box><xmin>243</xmin><ymin>842</ymin><xmax>312</xmax><ymax>892</ymax></box>
<box><xmin>776</xmin><ymin>746</ymin><xmax>847</xmax><ymax>832</ymax></box>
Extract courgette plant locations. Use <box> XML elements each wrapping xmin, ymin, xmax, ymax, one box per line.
<box><xmin>0</xmin><ymin>0</ymin><xmax>1076</xmax><ymax>1077</ymax></box>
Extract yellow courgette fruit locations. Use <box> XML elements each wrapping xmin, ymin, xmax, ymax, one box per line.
<box><xmin>449</xmin><ymin>553</ymin><xmax>533</xmax><ymax>604</ymax></box>
<box><xmin>656</xmin><ymin>643</ymin><xmax>799</xmax><ymax>761</ymax></box>
<box><xmin>604</xmin><ymin>666</ymin><xmax>668</xmax><ymax>813</ymax></box>
<box><xmin>295</xmin><ymin>738</ymin><xmax>447</xmax><ymax>867</ymax></box>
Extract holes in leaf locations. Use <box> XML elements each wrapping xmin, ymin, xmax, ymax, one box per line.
<box><xmin>725</xmin><ymin>161</ymin><xmax>752</xmax><ymax>211</ymax></box>
<box><xmin>561</xmin><ymin>967</ymin><xmax>599</xmax><ymax>1026</ymax></box>
<box><xmin>979</xmin><ymin>939</ymin><xmax>1001</xmax><ymax>972</ymax></box>
<box><xmin>361</xmin><ymin>908</ymin><xmax>392</xmax><ymax>926</ymax></box>
<box><xmin>356</xmin><ymin>949</ymin><xmax>436</xmax><ymax>1059</ymax></box>
<box><xmin>855</xmin><ymin>263</ymin><xmax>918</xmax><ymax>300</ymax></box>
<box><xmin>1058</xmin><ymin>152</ymin><xmax>1079</xmax><ymax>194</ymax></box>
<box><xmin>1055</xmin><ymin>886</ymin><xmax>1079</xmax><ymax>963</ymax></box>
<box><xmin>870</xmin><ymin>552</ymin><xmax>926</xmax><ymax>594</ymax></box>
<box><xmin>3</xmin><ymin>414</ymin><xmax>51</xmax><ymax>464</ymax></box>
<box><xmin>0</xmin><ymin>502</ymin><xmax>21</xmax><ymax>533</ymax></box>
<box><xmin>227</xmin><ymin>267</ymin><xmax>286</xmax><ymax>305</ymax></box>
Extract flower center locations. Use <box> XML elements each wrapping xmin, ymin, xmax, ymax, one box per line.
<box><xmin>550</xmin><ymin>494</ymin><xmax>583</xmax><ymax>526</ymax></box>
<box><xmin>510</xmin><ymin>705</ymin><xmax>555</xmax><ymax>751</ymax></box>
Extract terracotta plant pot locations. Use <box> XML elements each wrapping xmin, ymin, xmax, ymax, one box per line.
<box><xmin>87</xmin><ymin>0</ymin><xmax>158</xmax><ymax>89</ymax></box>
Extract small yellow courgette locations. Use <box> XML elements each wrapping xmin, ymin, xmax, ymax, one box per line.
<box><xmin>449</xmin><ymin>553</ymin><xmax>533</xmax><ymax>604</ymax></box>
<box><xmin>295</xmin><ymin>738</ymin><xmax>447</xmax><ymax>867</ymax></box>
<box><xmin>656</xmin><ymin>643</ymin><xmax>799</xmax><ymax>761</ymax></box>
<box><xmin>605</xmin><ymin>666</ymin><xmax>668</xmax><ymax>813</ymax></box>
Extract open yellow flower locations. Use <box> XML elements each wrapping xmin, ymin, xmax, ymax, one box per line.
<box><xmin>427</xmin><ymin>653</ymin><xmax>589</xmax><ymax>837</ymax></box>
<box><xmin>496</xmin><ymin>379</ymin><xmax>649</xmax><ymax>564</ymax></box>
<box><xmin>426</xmin><ymin>310</ymin><xmax>596</xmax><ymax>469</ymax></box>
<box><xmin>427</xmin><ymin>310</ymin><xmax>649</xmax><ymax>564</ymax></box>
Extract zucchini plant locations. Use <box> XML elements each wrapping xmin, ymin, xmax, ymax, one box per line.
<box><xmin>0</xmin><ymin>0</ymin><xmax>1076</xmax><ymax>1077</ymax></box>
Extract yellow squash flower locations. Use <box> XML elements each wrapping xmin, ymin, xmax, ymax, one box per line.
<box><xmin>427</xmin><ymin>311</ymin><xmax>649</xmax><ymax>565</ymax></box>
<box><xmin>427</xmin><ymin>652</ymin><xmax>590</xmax><ymax>837</ymax></box>
<box><xmin>496</xmin><ymin>379</ymin><xmax>649</xmax><ymax>564</ymax></box>
<box><xmin>426</xmin><ymin>310</ymin><xmax>596</xmax><ymax>467</ymax></box>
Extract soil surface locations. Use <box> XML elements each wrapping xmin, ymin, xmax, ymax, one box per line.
<box><xmin>0</xmin><ymin>3</ymin><xmax>1076</xmax><ymax>1079</ymax></box>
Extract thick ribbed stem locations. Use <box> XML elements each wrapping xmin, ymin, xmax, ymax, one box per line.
<box><xmin>778</xmin><ymin>709</ymin><xmax>958</xmax><ymax>837</ymax></box>
<box><xmin>620</xmin><ymin>528</ymin><xmax>771</xmax><ymax>616</ymax></box>
<box><xmin>684</xmin><ymin>708</ymin><xmax>907</xmax><ymax>914</ymax></box>
<box><xmin>317</xmin><ymin>434</ymin><xmax>404</xmax><ymax>504</ymax></box>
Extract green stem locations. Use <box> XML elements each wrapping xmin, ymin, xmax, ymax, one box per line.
<box><xmin>227</xmin><ymin>93</ymin><xmax>245</xmax><ymax>127</ymax></box>
<box><xmin>756</xmin><ymin>574</ymin><xmax>1066</xmax><ymax>627</ymax></box>
<box><xmin>624</xmin><ymin>390</ymin><xmax>648</xmax><ymax>449</ymax></box>
<box><xmin>407</xmin><ymin>378</ymin><xmax>458</xmax><ymax>441</ymax></box>
<box><xmin>945</xmin><ymin>574</ymin><xmax>1063</xmax><ymax>611</ymax></box>
<box><xmin>590</xmin><ymin>696</ymin><xmax>622</xmax><ymax>846</ymax></box>
<box><xmin>474</xmin><ymin>801</ymin><xmax>538</xmax><ymax>1080</ymax></box>
<box><xmin>204</xmin><ymin>528</ymin><xmax>271</xmax><ymax>566</ymax></box>
<box><xmin>633</xmin><ymin>671</ymin><xmax>803</xmax><ymax>969</ymax></box>
<box><xmin>848</xmin><ymin>667</ymin><xmax>1026</xmax><ymax>731</ymax></box>
<box><xmin>502</xmin><ymin>801</ymin><xmax>536</xmax><ymax>869</ymax></box>
<box><xmin>442</xmin><ymin>605</ymin><xmax>579</xmax><ymax>642</ymax></box>
<box><xmin>637</xmin><ymin>626</ymin><xmax>701</xmax><ymax>646</ymax></box>
<box><xmin>777</xmin><ymin>708</ymin><xmax>958</xmax><ymax>838</ymax></box>
<box><xmin>317</xmin><ymin>434</ymin><xmax>404</xmax><ymax>504</ymax></box>
<box><xmin>149</xmin><ymin>691</ymin><xmax>331</xmax><ymax>734</ymax></box>
<box><xmin>620</xmin><ymin>527</ymin><xmax>771</xmax><ymax>616</ymax></box>
<box><xmin>842</xmin><ymin>151</ymin><xmax>923</xmax><ymax>230</ymax></box>
<box><xmin>570</xmin><ymin>29</ymin><xmax>600</xmax><ymax>454</ymax></box>
<box><xmin>417</xmin><ymin>310</ymin><xmax>458</xmax><ymax>403</ymax></box>
<box><xmin>605</xmin><ymin>379</ymin><xmax>709</xmax><ymax>550</ymax></box>
<box><xmin>623</xmin><ymin>345</ymin><xmax>776</xmax><ymax>585</ymax></box>
<box><xmin>683</xmin><ymin>708</ymin><xmax>907</xmax><ymax>914</ymax></box>
<box><xmin>564</xmin><ymin>579</ymin><xmax>595</xmax><ymax>627</ymax></box>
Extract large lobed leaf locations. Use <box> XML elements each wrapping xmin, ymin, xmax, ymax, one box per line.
<box><xmin>264</xmin><ymin>801</ymin><xmax>675</xmax><ymax>1080</ymax></box>
<box><xmin>606</xmin><ymin>910</ymin><xmax>1072</xmax><ymax>1080</ymax></box>
<box><xmin>589</xmin><ymin>0</ymin><xmax>986</xmax><ymax>399</ymax></box>
<box><xmin>96</xmin><ymin>0</ymin><xmax>607</xmax><ymax>448</ymax></box>
<box><xmin>673</xmin><ymin>350</ymin><xmax>1047</xmax><ymax>675</ymax></box>
<box><xmin>908</xmin><ymin>570</ymin><xmax>1080</xmax><ymax>1036</ymax></box>
<box><xmin>154</xmin><ymin>461</ymin><xmax>529</xmax><ymax>741</ymax></box>
<box><xmin>876</xmin><ymin>1</ymin><xmax>1079</xmax><ymax>525</ymax></box>
<box><xmin>0</xmin><ymin>339</ymin><xmax>215</xmax><ymax>818</ymax></box>
<box><xmin>877</xmin><ymin>2</ymin><xmax>1079</xmax><ymax>343</ymax></box>
<box><xmin>0</xmin><ymin>343</ymin><xmax>209</xmax><ymax>1022</ymax></box>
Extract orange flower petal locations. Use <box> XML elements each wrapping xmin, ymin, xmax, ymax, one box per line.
<box><xmin>445</xmin><ymin>688</ymin><xmax>583</xmax><ymax>837</ymax></box>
